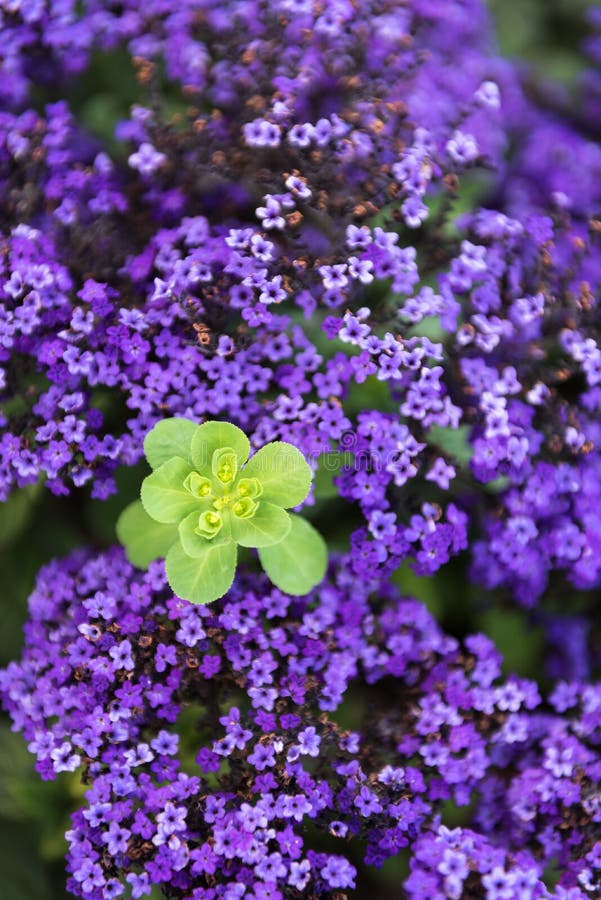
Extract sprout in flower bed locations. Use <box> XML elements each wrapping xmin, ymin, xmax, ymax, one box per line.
<box><xmin>117</xmin><ymin>419</ymin><xmax>327</xmax><ymax>603</ymax></box>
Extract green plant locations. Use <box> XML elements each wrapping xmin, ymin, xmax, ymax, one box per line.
<box><xmin>117</xmin><ymin>419</ymin><xmax>327</xmax><ymax>603</ymax></box>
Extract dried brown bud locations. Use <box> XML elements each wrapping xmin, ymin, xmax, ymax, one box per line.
<box><xmin>185</xmin><ymin>650</ymin><xmax>200</xmax><ymax>669</ymax></box>
<box><xmin>547</xmin><ymin>434</ymin><xmax>563</xmax><ymax>454</ymax></box>
<box><xmin>385</xmin><ymin>100</ymin><xmax>409</xmax><ymax>117</ymax></box>
<box><xmin>286</xmin><ymin>211</ymin><xmax>303</xmax><ymax>228</ymax></box>
<box><xmin>132</xmin><ymin>56</ymin><xmax>155</xmax><ymax>85</ymax></box>
<box><xmin>443</xmin><ymin>173</ymin><xmax>459</xmax><ymax>192</ymax></box>
<box><xmin>246</xmin><ymin>93</ymin><xmax>266</xmax><ymax>111</ymax></box>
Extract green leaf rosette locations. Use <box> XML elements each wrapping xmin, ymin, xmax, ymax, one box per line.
<box><xmin>117</xmin><ymin>419</ymin><xmax>327</xmax><ymax>604</ymax></box>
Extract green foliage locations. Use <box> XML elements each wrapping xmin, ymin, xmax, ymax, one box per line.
<box><xmin>143</xmin><ymin>416</ymin><xmax>197</xmax><ymax>469</ymax></box>
<box><xmin>258</xmin><ymin>514</ymin><xmax>328</xmax><ymax>595</ymax></box>
<box><xmin>189</xmin><ymin>420</ymin><xmax>250</xmax><ymax>473</ymax></box>
<box><xmin>0</xmin><ymin>483</ymin><xmax>42</xmax><ymax>547</ymax></box>
<box><xmin>118</xmin><ymin>419</ymin><xmax>327</xmax><ymax>603</ymax></box>
<box><xmin>241</xmin><ymin>442</ymin><xmax>312</xmax><ymax>507</ymax></box>
<box><xmin>165</xmin><ymin>539</ymin><xmax>238</xmax><ymax>605</ymax></box>
<box><xmin>489</xmin><ymin>0</ymin><xmax>589</xmax><ymax>86</ymax></box>
<box><xmin>313</xmin><ymin>451</ymin><xmax>352</xmax><ymax>500</ymax></box>
<box><xmin>476</xmin><ymin>608</ymin><xmax>545</xmax><ymax>679</ymax></box>
<box><xmin>427</xmin><ymin>424</ymin><xmax>473</xmax><ymax>467</ymax></box>
<box><xmin>115</xmin><ymin>501</ymin><xmax>178</xmax><ymax>568</ymax></box>
<box><xmin>140</xmin><ymin>456</ymin><xmax>199</xmax><ymax>523</ymax></box>
<box><xmin>230</xmin><ymin>502</ymin><xmax>291</xmax><ymax>548</ymax></box>
<box><xmin>0</xmin><ymin>820</ymin><xmax>53</xmax><ymax>900</ymax></box>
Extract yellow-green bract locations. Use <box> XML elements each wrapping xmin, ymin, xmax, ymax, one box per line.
<box><xmin>116</xmin><ymin>418</ymin><xmax>327</xmax><ymax>603</ymax></box>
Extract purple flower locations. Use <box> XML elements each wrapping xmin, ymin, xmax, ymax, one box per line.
<box><xmin>247</xmin><ymin>742</ymin><xmax>276</xmax><ymax>770</ymax></box>
<box><xmin>296</xmin><ymin>727</ymin><xmax>320</xmax><ymax>757</ymax></box>
<box><xmin>320</xmin><ymin>856</ymin><xmax>356</xmax><ymax>889</ymax></box>
<box><xmin>244</xmin><ymin>119</ymin><xmax>281</xmax><ymax>148</ymax></box>
<box><xmin>50</xmin><ymin>741</ymin><xmax>81</xmax><ymax>773</ymax></box>
<box><xmin>128</xmin><ymin>143</ymin><xmax>166</xmax><ymax>176</ymax></box>
<box><xmin>109</xmin><ymin>640</ymin><xmax>135</xmax><ymax>671</ymax></box>
<box><xmin>103</xmin><ymin>822</ymin><xmax>130</xmax><ymax>856</ymax></box>
<box><xmin>446</xmin><ymin>130</ymin><xmax>479</xmax><ymax>165</ymax></box>
<box><xmin>256</xmin><ymin>197</ymin><xmax>285</xmax><ymax>230</ymax></box>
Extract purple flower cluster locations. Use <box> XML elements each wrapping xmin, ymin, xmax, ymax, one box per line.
<box><xmin>0</xmin><ymin>0</ymin><xmax>498</xmax><ymax>510</ymax></box>
<box><xmin>1</xmin><ymin>0</ymin><xmax>599</xmax><ymax>612</ymax></box>
<box><xmin>2</xmin><ymin>549</ymin><xmax>599</xmax><ymax>899</ymax></box>
<box><xmin>1</xmin><ymin>0</ymin><xmax>601</xmax><ymax>896</ymax></box>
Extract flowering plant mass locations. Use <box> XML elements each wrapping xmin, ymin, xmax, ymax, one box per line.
<box><xmin>0</xmin><ymin>0</ymin><xmax>600</xmax><ymax>899</ymax></box>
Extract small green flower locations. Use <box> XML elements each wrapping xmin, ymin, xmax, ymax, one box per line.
<box><xmin>116</xmin><ymin>418</ymin><xmax>327</xmax><ymax>604</ymax></box>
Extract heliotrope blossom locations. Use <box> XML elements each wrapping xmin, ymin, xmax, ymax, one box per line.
<box><xmin>1</xmin><ymin>0</ymin><xmax>601</xmax><ymax>897</ymax></box>
<box><xmin>1</xmin><ymin>550</ymin><xmax>599</xmax><ymax>899</ymax></box>
<box><xmin>0</xmin><ymin>13</ymin><xmax>599</xmax><ymax>609</ymax></box>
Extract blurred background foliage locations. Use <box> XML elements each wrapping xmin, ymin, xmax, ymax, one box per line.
<box><xmin>0</xmin><ymin>1</ymin><xmax>594</xmax><ymax>897</ymax></box>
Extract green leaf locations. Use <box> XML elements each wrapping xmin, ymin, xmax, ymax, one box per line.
<box><xmin>190</xmin><ymin>421</ymin><xmax>250</xmax><ymax>474</ymax></box>
<box><xmin>0</xmin><ymin>723</ymin><xmax>72</xmax><ymax>831</ymax></box>
<box><xmin>0</xmin><ymin>821</ymin><xmax>51</xmax><ymax>900</ymax></box>
<box><xmin>0</xmin><ymin>482</ymin><xmax>42</xmax><ymax>547</ymax></box>
<box><xmin>144</xmin><ymin>417</ymin><xmax>197</xmax><ymax>468</ymax></box>
<box><xmin>116</xmin><ymin>500</ymin><xmax>178</xmax><ymax>568</ymax></box>
<box><xmin>313</xmin><ymin>451</ymin><xmax>352</xmax><ymax>500</ymax></box>
<box><xmin>231</xmin><ymin>501</ymin><xmax>291</xmax><ymax>548</ymax></box>
<box><xmin>427</xmin><ymin>424</ymin><xmax>473</xmax><ymax>467</ymax></box>
<box><xmin>242</xmin><ymin>442</ymin><xmax>312</xmax><ymax>508</ymax></box>
<box><xmin>140</xmin><ymin>457</ymin><xmax>200</xmax><ymax>523</ymax></box>
<box><xmin>165</xmin><ymin>539</ymin><xmax>237</xmax><ymax>604</ymax></box>
<box><xmin>476</xmin><ymin>609</ymin><xmax>544</xmax><ymax>679</ymax></box>
<box><xmin>258</xmin><ymin>514</ymin><xmax>327</xmax><ymax>594</ymax></box>
<box><xmin>179</xmin><ymin>511</ymin><xmax>229</xmax><ymax>556</ymax></box>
